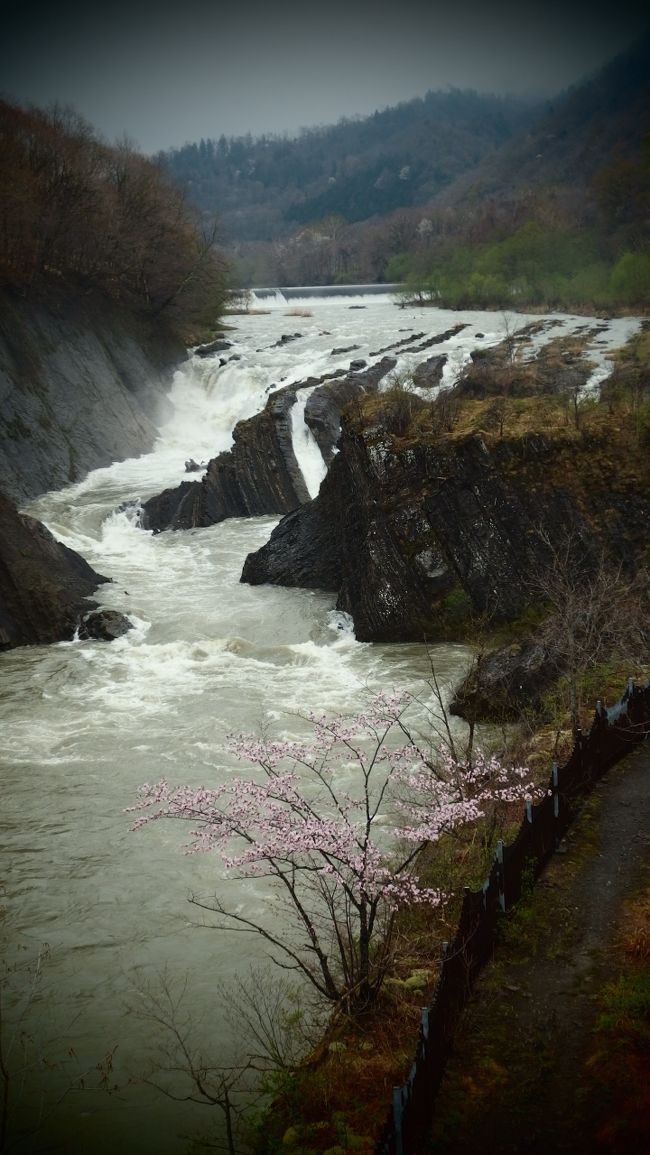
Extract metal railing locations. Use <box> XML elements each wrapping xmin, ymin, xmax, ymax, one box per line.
<box><xmin>378</xmin><ymin>678</ymin><xmax>650</xmax><ymax>1155</ymax></box>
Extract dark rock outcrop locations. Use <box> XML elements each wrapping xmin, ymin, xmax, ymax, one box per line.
<box><xmin>241</xmin><ymin>500</ymin><xmax>341</xmax><ymax>591</ymax></box>
<box><xmin>450</xmin><ymin>640</ymin><xmax>557</xmax><ymax>721</ymax></box>
<box><xmin>242</xmin><ymin>409</ymin><xmax>650</xmax><ymax>643</ymax></box>
<box><xmin>412</xmin><ymin>355</ymin><xmax>447</xmax><ymax>389</ymax></box>
<box><xmin>242</xmin><ymin>423</ymin><xmax>455</xmax><ymax>643</ymax></box>
<box><xmin>401</xmin><ymin>323</ymin><xmax>467</xmax><ymax>354</ymax></box>
<box><xmin>0</xmin><ymin>491</ymin><xmax>107</xmax><ymax>650</ymax></box>
<box><xmin>194</xmin><ymin>337</ymin><xmax>231</xmax><ymax>357</ymax></box>
<box><xmin>78</xmin><ymin>609</ymin><xmax>133</xmax><ymax>641</ymax></box>
<box><xmin>456</xmin><ymin>329</ymin><xmax>598</xmax><ymax>400</ymax></box>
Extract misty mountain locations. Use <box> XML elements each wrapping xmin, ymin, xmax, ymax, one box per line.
<box><xmin>162</xmin><ymin>33</ymin><xmax>648</xmax><ymax>293</ymax></box>
<box><xmin>161</xmin><ymin>89</ymin><xmax>540</xmax><ymax>243</ymax></box>
<box><xmin>436</xmin><ymin>32</ymin><xmax>650</xmax><ymax>214</ymax></box>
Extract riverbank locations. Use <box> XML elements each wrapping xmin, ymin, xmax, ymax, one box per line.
<box><xmin>428</xmin><ymin>743</ymin><xmax>650</xmax><ymax>1153</ymax></box>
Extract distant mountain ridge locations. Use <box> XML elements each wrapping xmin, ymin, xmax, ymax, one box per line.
<box><xmin>437</xmin><ymin>32</ymin><xmax>650</xmax><ymax>207</ymax></box>
<box><xmin>162</xmin><ymin>33</ymin><xmax>649</xmax><ymax>292</ymax></box>
<box><xmin>162</xmin><ymin>89</ymin><xmax>541</xmax><ymax>243</ymax></box>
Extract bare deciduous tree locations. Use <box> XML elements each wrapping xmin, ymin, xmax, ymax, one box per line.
<box><xmin>532</xmin><ymin>529</ymin><xmax>649</xmax><ymax>732</ymax></box>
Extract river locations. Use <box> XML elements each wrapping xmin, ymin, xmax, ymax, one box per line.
<box><xmin>0</xmin><ymin>290</ymin><xmax>641</xmax><ymax>1153</ymax></box>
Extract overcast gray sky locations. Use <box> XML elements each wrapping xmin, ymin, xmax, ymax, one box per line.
<box><xmin>1</xmin><ymin>0</ymin><xmax>647</xmax><ymax>152</ymax></box>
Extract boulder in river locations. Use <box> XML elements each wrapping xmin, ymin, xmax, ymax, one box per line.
<box><xmin>78</xmin><ymin>610</ymin><xmax>133</xmax><ymax>642</ymax></box>
<box><xmin>0</xmin><ymin>491</ymin><xmax>108</xmax><ymax>650</ymax></box>
<box><xmin>412</xmin><ymin>355</ymin><xmax>447</xmax><ymax>389</ymax></box>
<box><xmin>194</xmin><ymin>337</ymin><xmax>232</xmax><ymax>357</ymax></box>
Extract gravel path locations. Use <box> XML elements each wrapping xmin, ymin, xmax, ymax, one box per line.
<box><xmin>427</xmin><ymin>740</ymin><xmax>650</xmax><ymax>1154</ymax></box>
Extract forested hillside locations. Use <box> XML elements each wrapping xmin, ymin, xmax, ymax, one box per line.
<box><xmin>391</xmin><ymin>32</ymin><xmax>650</xmax><ymax>310</ymax></box>
<box><xmin>162</xmin><ymin>34</ymin><xmax>649</xmax><ymax>302</ymax></box>
<box><xmin>0</xmin><ymin>101</ymin><xmax>228</xmax><ymax>339</ymax></box>
<box><xmin>162</xmin><ymin>89</ymin><xmax>539</xmax><ymax>243</ymax></box>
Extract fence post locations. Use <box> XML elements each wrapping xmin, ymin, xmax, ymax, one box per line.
<box><xmin>495</xmin><ymin>840</ymin><xmax>505</xmax><ymax>911</ymax></box>
<box><xmin>392</xmin><ymin>1087</ymin><xmax>403</xmax><ymax>1155</ymax></box>
<box><xmin>421</xmin><ymin>1006</ymin><xmax>430</xmax><ymax>1042</ymax></box>
<box><xmin>552</xmin><ymin>761</ymin><xmax>560</xmax><ymax>821</ymax></box>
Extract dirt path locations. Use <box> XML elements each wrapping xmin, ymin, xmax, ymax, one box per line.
<box><xmin>427</xmin><ymin>741</ymin><xmax>650</xmax><ymax>1154</ymax></box>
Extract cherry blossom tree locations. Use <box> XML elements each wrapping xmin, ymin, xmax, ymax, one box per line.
<box><xmin>131</xmin><ymin>691</ymin><xmax>538</xmax><ymax>1015</ymax></box>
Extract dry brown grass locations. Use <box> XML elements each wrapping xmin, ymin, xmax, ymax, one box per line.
<box><xmin>618</xmin><ymin>887</ymin><xmax>650</xmax><ymax>964</ymax></box>
<box><xmin>585</xmin><ymin>883</ymin><xmax>650</xmax><ymax>1153</ymax></box>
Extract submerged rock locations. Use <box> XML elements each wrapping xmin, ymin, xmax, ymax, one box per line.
<box><xmin>331</xmin><ymin>344</ymin><xmax>360</xmax><ymax>356</ymax></box>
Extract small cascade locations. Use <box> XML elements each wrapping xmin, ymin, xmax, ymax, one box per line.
<box><xmin>290</xmin><ymin>391</ymin><xmax>327</xmax><ymax>498</ymax></box>
<box><xmin>250</xmin><ymin>287</ymin><xmax>289</xmax><ymax>306</ymax></box>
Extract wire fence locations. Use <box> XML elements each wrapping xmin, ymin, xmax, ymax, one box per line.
<box><xmin>377</xmin><ymin>678</ymin><xmax>650</xmax><ymax>1155</ymax></box>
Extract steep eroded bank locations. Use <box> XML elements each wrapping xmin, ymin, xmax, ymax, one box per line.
<box><xmin>0</xmin><ymin>288</ymin><xmax>185</xmax><ymax>647</ymax></box>
<box><xmin>0</xmin><ymin>288</ymin><xmax>185</xmax><ymax>504</ymax></box>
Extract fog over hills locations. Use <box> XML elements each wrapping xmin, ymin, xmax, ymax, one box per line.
<box><xmin>160</xmin><ymin>32</ymin><xmax>649</xmax><ymax>293</ymax></box>
<box><xmin>162</xmin><ymin>90</ymin><xmax>542</xmax><ymax>243</ymax></box>
<box><xmin>2</xmin><ymin>1</ymin><xmax>647</xmax><ymax>150</ymax></box>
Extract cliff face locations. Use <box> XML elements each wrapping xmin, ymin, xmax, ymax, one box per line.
<box><xmin>142</xmin><ymin>357</ymin><xmax>396</xmax><ymax>532</ymax></box>
<box><xmin>0</xmin><ymin>289</ymin><xmax>184</xmax><ymax>503</ymax></box>
<box><xmin>0</xmin><ymin>492</ymin><xmax>107</xmax><ymax>649</ymax></box>
<box><xmin>242</xmin><ymin>411</ymin><xmax>650</xmax><ymax>643</ymax></box>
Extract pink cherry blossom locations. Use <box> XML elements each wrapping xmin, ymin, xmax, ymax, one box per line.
<box><xmin>129</xmin><ymin>694</ymin><xmax>539</xmax><ymax>1012</ymax></box>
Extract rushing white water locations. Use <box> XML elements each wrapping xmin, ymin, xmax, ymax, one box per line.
<box><xmin>0</xmin><ymin>291</ymin><xmax>641</xmax><ymax>1153</ymax></box>
<box><xmin>290</xmin><ymin>389</ymin><xmax>328</xmax><ymax>498</ymax></box>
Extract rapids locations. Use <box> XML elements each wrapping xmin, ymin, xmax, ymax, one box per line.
<box><xmin>0</xmin><ymin>291</ymin><xmax>641</xmax><ymax>1152</ymax></box>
